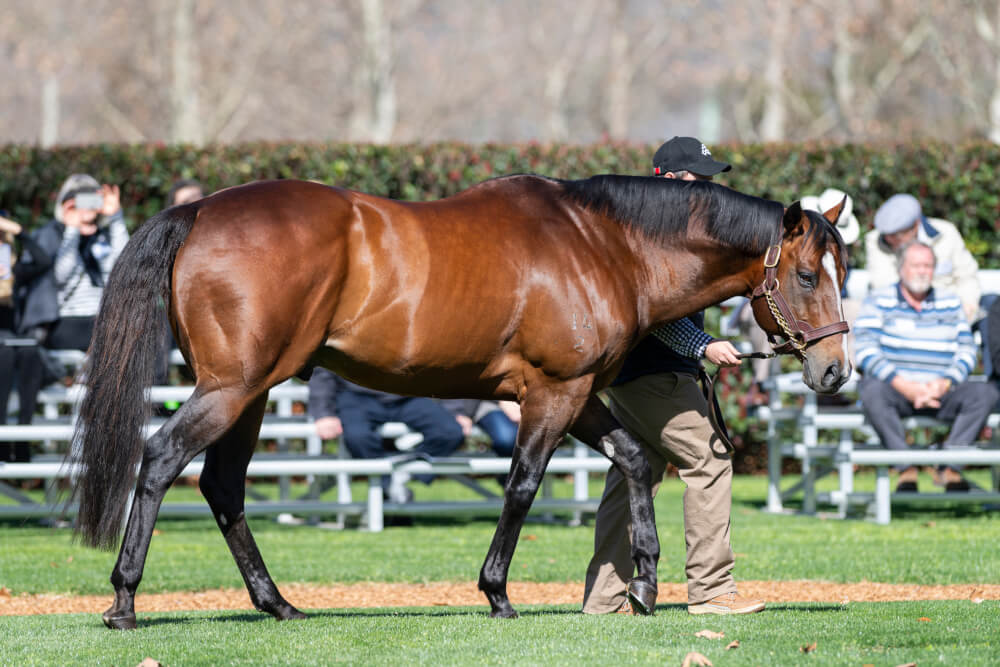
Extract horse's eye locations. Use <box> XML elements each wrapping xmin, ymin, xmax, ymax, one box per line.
<box><xmin>797</xmin><ymin>271</ymin><xmax>817</xmax><ymax>288</ymax></box>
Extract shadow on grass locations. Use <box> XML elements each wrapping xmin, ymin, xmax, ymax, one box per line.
<box><xmin>745</xmin><ymin>498</ymin><xmax>994</xmax><ymax>521</ymax></box>
<box><xmin>135</xmin><ymin>603</ymin><xmax>622</xmax><ymax>627</ymax></box>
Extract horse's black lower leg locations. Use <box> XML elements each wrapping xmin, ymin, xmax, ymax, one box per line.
<box><xmin>478</xmin><ymin>382</ymin><xmax>595</xmax><ymax>618</ymax></box>
<box><xmin>199</xmin><ymin>394</ymin><xmax>305</xmax><ymax>621</ymax></box>
<box><xmin>570</xmin><ymin>395</ymin><xmax>660</xmax><ymax>614</ymax></box>
<box><xmin>478</xmin><ymin>443</ymin><xmax>554</xmax><ymax>618</ymax></box>
<box><xmin>103</xmin><ymin>390</ymin><xmax>248</xmax><ymax>630</ymax></box>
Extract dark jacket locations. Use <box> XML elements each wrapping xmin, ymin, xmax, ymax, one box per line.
<box><xmin>612</xmin><ymin>312</ymin><xmax>704</xmax><ymax>385</ymax></box>
<box><xmin>15</xmin><ymin>220</ymin><xmax>64</xmax><ymax>334</ymax></box>
<box><xmin>15</xmin><ymin>215</ymin><xmax>122</xmax><ymax>333</ymax></box>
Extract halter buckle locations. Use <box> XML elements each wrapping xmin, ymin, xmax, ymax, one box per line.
<box><xmin>763</xmin><ymin>245</ymin><xmax>781</xmax><ymax>268</ymax></box>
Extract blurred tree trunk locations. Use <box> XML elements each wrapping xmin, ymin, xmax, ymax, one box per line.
<box><xmin>541</xmin><ymin>0</ymin><xmax>599</xmax><ymax>141</ymax></box>
<box><xmin>605</xmin><ymin>0</ymin><xmax>630</xmax><ymax>139</ymax></box>
<box><xmin>759</xmin><ymin>0</ymin><xmax>790</xmax><ymax>141</ymax></box>
<box><xmin>349</xmin><ymin>0</ymin><xmax>397</xmax><ymax>143</ymax></box>
<box><xmin>170</xmin><ymin>0</ymin><xmax>202</xmax><ymax>144</ymax></box>
<box><xmin>40</xmin><ymin>77</ymin><xmax>59</xmax><ymax>147</ymax></box>
<box><xmin>982</xmin><ymin>1</ymin><xmax>1000</xmax><ymax>142</ymax></box>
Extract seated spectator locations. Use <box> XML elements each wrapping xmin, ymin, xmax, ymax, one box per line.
<box><xmin>734</xmin><ymin>187</ymin><xmax>861</xmax><ymax>404</ymax></box>
<box><xmin>867</xmin><ymin>193</ymin><xmax>980</xmax><ymax>323</ymax></box>
<box><xmin>1</xmin><ymin>213</ymin><xmax>56</xmax><ymax>460</ymax></box>
<box><xmin>440</xmin><ymin>399</ymin><xmax>520</xmax><ymax>457</ymax></box>
<box><xmin>855</xmin><ymin>241</ymin><xmax>998</xmax><ymax>492</ymax></box>
<box><xmin>0</xmin><ymin>214</ymin><xmax>23</xmax><ymax>431</ymax></box>
<box><xmin>307</xmin><ymin>367</ymin><xmax>464</xmax><ymax>503</ymax></box>
<box><xmin>14</xmin><ymin>174</ymin><xmax>129</xmax><ymax>427</ymax></box>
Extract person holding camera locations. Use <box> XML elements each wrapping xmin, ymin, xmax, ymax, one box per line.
<box><xmin>14</xmin><ymin>174</ymin><xmax>129</xmax><ymax>425</ymax></box>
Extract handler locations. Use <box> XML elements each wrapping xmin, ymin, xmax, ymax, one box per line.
<box><xmin>582</xmin><ymin>136</ymin><xmax>765</xmax><ymax>616</ymax></box>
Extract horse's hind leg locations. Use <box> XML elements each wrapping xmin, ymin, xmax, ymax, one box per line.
<box><xmin>569</xmin><ymin>394</ymin><xmax>660</xmax><ymax>614</ymax></box>
<box><xmin>103</xmin><ymin>387</ymin><xmax>260</xmax><ymax>630</ymax></box>
<box><xmin>199</xmin><ymin>393</ymin><xmax>305</xmax><ymax>621</ymax></box>
<box><xmin>478</xmin><ymin>381</ymin><xmax>590</xmax><ymax>618</ymax></box>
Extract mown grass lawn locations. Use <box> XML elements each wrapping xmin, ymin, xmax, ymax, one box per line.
<box><xmin>1</xmin><ymin>472</ymin><xmax>998</xmax><ymax>665</ymax></box>
<box><xmin>1</xmin><ymin>601</ymin><xmax>997</xmax><ymax>666</ymax></box>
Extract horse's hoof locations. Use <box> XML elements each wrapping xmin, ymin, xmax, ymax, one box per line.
<box><xmin>626</xmin><ymin>580</ymin><xmax>657</xmax><ymax>616</ymax></box>
<box><xmin>276</xmin><ymin>607</ymin><xmax>307</xmax><ymax>621</ymax></box>
<box><xmin>102</xmin><ymin>610</ymin><xmax>137</xmax><ymax>630</ymax></box>
<box><xmin>489</xmin><ymin>608</ymin><xmax>519</xmax><ymax>619</ymax></box>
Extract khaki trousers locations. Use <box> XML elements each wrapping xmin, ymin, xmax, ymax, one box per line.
<box><xmin>582</xmin><ymin>372</ymin><xmax>735</xmax><ymax>612</ymax></box>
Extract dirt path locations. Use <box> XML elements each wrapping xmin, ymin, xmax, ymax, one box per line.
<box><xmin>1</xmin><ymin>581</ymin><xmax>996</xmax><ymax>616</ymax></box>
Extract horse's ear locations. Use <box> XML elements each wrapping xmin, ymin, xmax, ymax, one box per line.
<box><xmin>822</xmin><ymin>196</ymin><xmax>846</xmax><ymax>226</ymax></box>
<box><xmin>782</xmin><ymin>201</ymin><xmax>804</xmax><ymax>235</ymax></box>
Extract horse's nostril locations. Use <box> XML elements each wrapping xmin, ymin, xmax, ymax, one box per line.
<box><xmin>823</xmin><ymin>361</ymin><xmax>842</xmax><ymax>386</ymax></box>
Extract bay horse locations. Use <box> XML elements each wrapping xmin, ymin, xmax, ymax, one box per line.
<box><xmin>71</xmin><ymin>175</ymin><xmax>850</xmax><ymax>629</ymax></box>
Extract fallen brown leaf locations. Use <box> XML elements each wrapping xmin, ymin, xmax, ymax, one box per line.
<box><xmin>918</xmin><ymin>616</ymin><xmax>931</xmax><ymax>622</ymax></box>
<box><xmin>725</xmin><ymin>640</ymin><xmax>739</xmax><ymax>650</ymax></box>
<box><xmin>923</xmin><ymin>521</ymin><xmax>936</xmax><ymax>527</ymax></box>
<box><xmin>694</xmin><ymin>629</ymin><xmax>725</xmax><ymax>640</ymax></box>
<box><xmin>681</xmin><ymin>651</ymin><xmax>713</xmax><ymax>667</ymax></box>
<box><xmin>152</xmin><ymin>529</ymin><xmax>163</xmax><ymax>536</ymax></box>
<box><xmin>800</xmin><ymin>642</ymin><xmax>817</xmax><ymax>653</ymax></box>
<box><xmin>522</xmin><ymin>534</ymin><xmax>537</xmax><ymax>541</ymax></box>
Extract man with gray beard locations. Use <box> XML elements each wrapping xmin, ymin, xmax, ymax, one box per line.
<box><xmin>854</xmin><ymin>241</ymin><xmax>998</xmax><ymax>492</ymax></box>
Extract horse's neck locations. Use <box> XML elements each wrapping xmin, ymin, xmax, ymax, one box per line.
<box><xmin>637</xmin><ymin>244</ymin><xmax>761</xmax><ymax>331</ymax></box>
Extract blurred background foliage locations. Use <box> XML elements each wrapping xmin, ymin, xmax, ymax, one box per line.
<box><xmin>4</xmin><ymin>140</ymin><xmax>998</xmax><ymax>272</ymax></box>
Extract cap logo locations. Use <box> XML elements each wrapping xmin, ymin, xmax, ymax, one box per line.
<box><xmin>700</xmin><ymin>144</ymin><xmax>711</xmax><ymax>157</ymax></box>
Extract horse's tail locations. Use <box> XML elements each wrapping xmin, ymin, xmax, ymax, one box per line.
<box><xmin>71</xmin><ymin>205</ymin><xmax>198</xmax><ymax>550</ymax></box>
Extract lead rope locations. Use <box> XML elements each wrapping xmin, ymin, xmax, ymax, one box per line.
<box><xmin>699</xmin><ymin>351</ymin><xmax>775</xmax><ymax>454</ymax></box>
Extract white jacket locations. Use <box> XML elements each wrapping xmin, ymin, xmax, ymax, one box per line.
<box><xmin>864</xmin><ymin>216</ymin><xmax>981</xmax><ymax>322</ymax></box>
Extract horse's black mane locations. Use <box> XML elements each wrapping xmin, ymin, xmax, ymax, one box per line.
<box><xmin>558</xmin><ymin>175</ymin><xmax>785</xmax><ymax>256</ymax></box>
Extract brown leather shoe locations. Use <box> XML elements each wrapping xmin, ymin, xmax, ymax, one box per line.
<box><xmin>688</xmin><ymin>592</ymin><xmax>765</xmax><ymax>615</ymax></box>
<box><xmin>896</xmin><ymin>466</ymin><xmax>919</xmax><ymax>493</ymax></box>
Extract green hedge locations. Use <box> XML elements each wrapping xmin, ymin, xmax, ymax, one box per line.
<box><xmin>3</xmin><ymin>141</ymin><xmax>997</xmax><ymax>472</ymax></box>
<box><xmin>3</xmin><ymin>141</ymin><xmax>999</xmax><ymax>268</ymax></box>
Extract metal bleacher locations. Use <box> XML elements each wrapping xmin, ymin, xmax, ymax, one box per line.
<box><xmin>0</xmin><ymin>351</ymin><xmax>608</xmax><ymax>531</ymax></box>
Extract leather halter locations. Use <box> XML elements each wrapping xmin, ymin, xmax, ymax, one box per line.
<box><xmin>749</xmin><ymin>244</ymin><xmax>850</xmax><ymax>358</ymax></box>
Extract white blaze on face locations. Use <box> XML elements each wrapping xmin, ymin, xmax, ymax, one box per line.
<box><xmin>822</xmin><ymin>251</ymin><xmax>850</xmax><ymax>374</ymax></box>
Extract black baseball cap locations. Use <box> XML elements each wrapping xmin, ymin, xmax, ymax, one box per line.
<box><xmin>652</xmin><ymin>136</ymin><xmax>731</xmax><ymax>177</ymax></box>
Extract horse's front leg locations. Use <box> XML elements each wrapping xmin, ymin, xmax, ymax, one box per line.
<box><xmin>478</xmin><ymin>381</ymin><xmax>591</xmax><ymax>618</ymax></box>
<box><xmin>569</xmin><ymin>394</ymin><xmax>660</xmax><ymax>614</ymax></box>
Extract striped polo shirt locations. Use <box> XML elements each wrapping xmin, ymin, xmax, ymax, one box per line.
<box><xmin>854</xmin><ymin>283</ymin><xmax>977</xmax><ymax>384</ymax></box>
